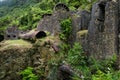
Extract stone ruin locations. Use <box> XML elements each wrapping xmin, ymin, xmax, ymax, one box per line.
<box><xmin>2</xmin><ymin>0</ymin><xmax>120</xmax><ymax>60</ymax></box>
<box><xmin>71</xmin><ymin>0</ymin><xmax>120</xmax><ymax>60</ymax></box>
<box><xmin>86</xmin><ymin>0</ymin><xmax>119</xmax><ymax>59</ymax></box>
<box><xmin>37</xmin><ymin>3</ymin><xmax>70</xmax><ymax>36</ymax></box>
<box><xmin>4</xmin><ymin>26</ymin><xmax>19</xmax><ymax>40</ymax></box>
<box><xmin>36</xmin><ymin>3</ymin><xmax>90</xmax><ymax>46</ymax></box>
<box><xmin>17</xmin><ymin>3</ymin><xmax>71</xmax><ymax>40</ymax></box>
<box><xmin>2</xmin><ymin>3</ymin><xmax>90</xmax><ymax>42</ymax></box>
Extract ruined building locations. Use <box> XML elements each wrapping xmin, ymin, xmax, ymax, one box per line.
<box><xmin>3</xmin><ymin>0</ymin><xmax>120</xmax><ymax>60</ymax></box>
<box><xmin>37</xmin><ymin>3</ymin><xmax>70</xmax><ymax>36</ymax></box>
<box><xmin>4</xmin><ymin>26</ymin><xmax>19</xmax><ymax>40</ymax></box>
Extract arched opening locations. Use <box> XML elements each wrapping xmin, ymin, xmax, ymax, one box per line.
<box><xmin>7</xmin><ymin>35</ymin><xmax>10</xmax><ymax>38</ymax></box>
<box><xmin>35</xmin><ymin>31</ymin><xmax>47</xmax><ymax>39</ymax></box>
<box><xmin>13</xmin><ymin>35</ymin><xmax>17</xmax><ymax>38</ymax></box>
<box><xmin>98</xmin><ymin>1</ymin><xmax>106</xmax><ymax>32</ymax></box>
<box><xmin>0</xmin><ymin>35</ymin><xmax>4</xmax><ymax>42</ymax></box>
<box><xmin>41</xmin><ymin>14</ymin><xmax>52</xmax><ymax>18</ymax></box>
<box><xmin>54</xmin><ymin>3</ymin><xmax>69</xmax><ymax>11</ymax></box>
<box><xmin>98</xmin><ymin>2</ymin><xmax>106</xmax><ymax>21</ymax></box>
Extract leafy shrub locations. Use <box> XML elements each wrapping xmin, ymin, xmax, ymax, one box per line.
<box><xmin>66</xmin><ymin>43</ymin><xmax>92</xmax><ymax>80</ymax></box>
<box><xmin>68</xmin><ymin>0</ymin><xmax>97</xmax><ymax>10</ymax></box>
<box><xmin>20</xmin><ymin>67</ymin><xmax>39</xmax><ymax>80</ymax></box>
<box><xmin>92</xmin><ymin>70</ymin><xmax>120</xmax><ymax>80</ymax></box>
<box><xmin>67</xmin><ymin>43</ymin><xmax>86</xmax><ymax>66</ymax></box>
<box><xmin>59</xmin><ymin>18</ymin><xmax>72</xmax><ymax>42</ymax></box>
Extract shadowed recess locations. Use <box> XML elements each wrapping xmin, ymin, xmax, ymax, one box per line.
<box><xmin>41</xmin><ymin>13</ymin><xmax>52</xmax><ymax>18</ymax></box>
<box><xmin>35</xmin><ymin>31</ymin><xmax>46</xmax><ymax>39</ymax></box>
<box><xmin>98</xmin><ymin>1</ymin><xmax>106</xmax><ymax>32</ymax></box>
<box><xmin>98</xmin><ymin>2</ymin><xmax>106</xmax><ymax>21</ymax></box>
<box><xmin>0</xmin><ymin>34</ymin><xmax>4</xmax><ymax>42</ymax></box>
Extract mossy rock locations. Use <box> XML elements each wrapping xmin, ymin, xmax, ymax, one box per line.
<box><xmin>0</xmin><ymin>39</ymin><xmax>32</xmax><ymax>50</ymax></box>
<box><xmin>77</xmin><ymin>30</ymin><xmax>88</xmax><ymax>38</ymax></box>
<box><xmin>76</xmin><ymin>30</ymin><xmax>88</xmax><ymax>45</ymax></box>
<box><xmin>0</xmin><ymin>40</ymin><xmax>32</xmax><ymax>80</ymax></box>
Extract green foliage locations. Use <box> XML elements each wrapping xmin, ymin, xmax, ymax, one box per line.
<box><xmin>92</xmin><ymin>70</ymin><xmax>120</xmax><ymax>80</ymax></box>
<box><xmin>62</xmin><ymin>43</ymin><xmax>119</xmax><ymax>80</ymax></box>
<box><xmin>67</xmin><ymin>43</ymin><xmax>86</xmax><ymax>66</ymax></box>
<box><xmin>20</xmin><ymin>67</ymin><xmax>39</xmax><ymax>80</ymax></box>
<box><xmin>89</xmin><ymin>54</ymin><xmax>117</xmax><ymax>73</ymax></box>
<box><xmin>0</xmin><ymin>0</ymin><xmax>97</xmax><ymax>34</ymax></box>
<box><xmin>47</xmin><ymin>43</ymin><xmax>71</xmax><ymax>80</ymax></box>
<box><xmin>47</xmin><ymin>66</ymin><xmax>58</xmax><ymax>80</ymax></box>
<box><xmin>66</xmin><ymin>43</ymin><xmax>91</xmax><ymax>80</ymax></box>
<box><xmin>47</xmin><ymin>57</ymin><xmax>61</xmax><ymax>80</ymax></box>
<box><xmin>60</xmin><ymin>18</ymin><xmax>72</xmax><ymax>42</ymax></box>
<box><xmin>68</xmin><ymin>0</ymin><xmax>97</xmax><ymax>10</ymax></box>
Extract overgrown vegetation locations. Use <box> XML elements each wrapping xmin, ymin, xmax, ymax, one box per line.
<box><xmin>47</xmin><ymin>42</ymin><xmax>120</xmax><ymax>80</ymax></box>
<box><xmin>20</xmin><ymin>67</ymin><xmax>39</xmax><ymax>80</ymax></box>
<box><xmin>59</xmin><ymin>18</ymin><xmax>72</xmax><ymax>42</ymax></box>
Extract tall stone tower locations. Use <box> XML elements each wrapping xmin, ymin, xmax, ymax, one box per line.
<box><xmin>87</xmin><ymin>0</ymin><xmax>119</xmax><ymax>59</ymax></box>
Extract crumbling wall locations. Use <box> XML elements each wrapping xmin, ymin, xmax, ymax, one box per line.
<box><xmin>4</xmin><ymin>26</ymin><xmax>19</xmax><ymax>40</ymax></box>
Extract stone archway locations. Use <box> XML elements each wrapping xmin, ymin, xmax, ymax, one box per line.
<box><xmin>35</xmin><ymin>31</ymin><xmax>47</xmax><ymax>39</ymax></box>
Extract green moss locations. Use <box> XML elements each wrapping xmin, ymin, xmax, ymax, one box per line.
<box><xmin>77</xmin><ymin>30</ymin><xmax>88</xmax><ymax>38</ymax></box>
<box><xmin>0</xmin><ymin>39</ymin><xmax>32</xmax><ymax>50</ymax></box>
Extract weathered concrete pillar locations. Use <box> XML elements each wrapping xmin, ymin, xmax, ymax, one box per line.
<box><xmin>87</xmin><ymin>0</ymin><xmax>118</xmax><ymax>59</ymax></box>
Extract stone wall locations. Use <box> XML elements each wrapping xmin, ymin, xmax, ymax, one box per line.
<box><xmin>4</xmin><ymin>26</ymin><xmax>19</xmax><ymax>40</ymax></box>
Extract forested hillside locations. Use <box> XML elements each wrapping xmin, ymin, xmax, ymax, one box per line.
<box><xmin>0</xmin><ymin>0</ymin><xmax>96</xmax><ymax>34</ymax></box>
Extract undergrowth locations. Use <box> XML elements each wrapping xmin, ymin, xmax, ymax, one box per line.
<box><xmin>20</xmin><ymin>67</ymin><xmax>39</xmax><ymax>80</ymax></box>
<box><xmin>59</xmin><ymin>18</ymin><xmax>72</xmax><ymax>42</ymax></box>
<box><xmin>47</xmin><ymin>42</ymin><xmax>120</xmax><ymax>80</ymax></box>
